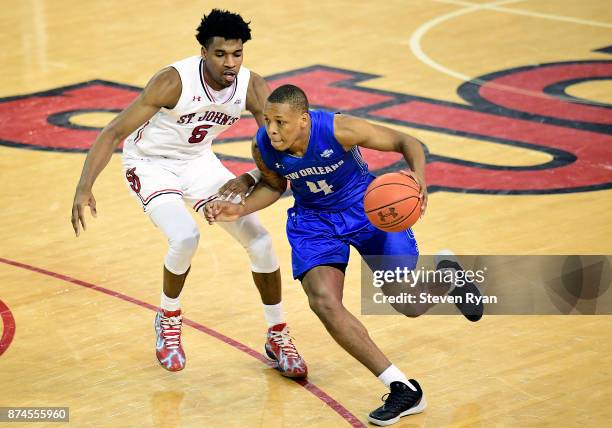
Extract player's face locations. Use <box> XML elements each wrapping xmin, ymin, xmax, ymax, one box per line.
<box><xmin>263</xmin><ymin>102</ymin><xmax>309</xmax><ymax>152</ymax></box>
<box><xmin>201</xmin><ymin>37</ymin><xmax>244</xmax><ymax>90</ymax></box>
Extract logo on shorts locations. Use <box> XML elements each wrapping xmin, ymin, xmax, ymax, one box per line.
<box><xmin>125</xmin><ymin>167</ymin><xmax>141</xmax><ymax>193</ymax></box>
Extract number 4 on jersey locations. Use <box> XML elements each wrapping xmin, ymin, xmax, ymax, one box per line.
<box><xmin>306</xmin><ymin>180</ymin><xmax>334</xmax><ymax>195</ymax></box>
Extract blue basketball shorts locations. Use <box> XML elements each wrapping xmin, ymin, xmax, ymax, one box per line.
<box><xmin>286</xmin><ymin>203</ymin><xmax>419</xmax><ymax>280</ymax></box>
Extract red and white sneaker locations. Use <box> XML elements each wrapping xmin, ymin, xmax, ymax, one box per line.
<box><xmin>264</xmin><ymin>323</ymin><xmax>308</xmax><ymax>378</ymax></box>
<box><xmin>154</xmin><ymin>309</ymin><xmax>186</xmax><ymax>371</ymax></box>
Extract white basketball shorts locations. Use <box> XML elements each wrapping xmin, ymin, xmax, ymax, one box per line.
<box><xmin>121</xmin><ymin>150</ymin><xmax>234</xmax><ymax>214</ymax></box>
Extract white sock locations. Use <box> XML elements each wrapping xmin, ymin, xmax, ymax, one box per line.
<box><xmin>378</xmin><ymin>364</ymin><xmax>416</xmax><ymax>391</ymax></box>
<box><xmin>160</xmin><ymin>292</ymin><xmax>181</xmax><ymax>312</ymax></box>
<box><xmin>263</xmin><ymin>302</ymin><xmax>285</xmax><ymax>327</ymax></box>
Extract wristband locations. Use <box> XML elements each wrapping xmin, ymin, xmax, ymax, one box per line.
<box><xmin>245</xmin><ymin>168</ymin><xmax>262</xmax><ymax>185</ymax></box>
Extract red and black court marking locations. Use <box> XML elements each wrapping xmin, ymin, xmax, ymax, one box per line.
<box><xmin>0</xmin><ymin>60</ymin><xmax>610</xmax><ymax>194</ymax></box>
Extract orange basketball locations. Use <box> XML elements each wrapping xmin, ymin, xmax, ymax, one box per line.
<box><xmin>363</xmin><ymin>172</ymin><xmax>422</xmax><ymax>232</ymax></box>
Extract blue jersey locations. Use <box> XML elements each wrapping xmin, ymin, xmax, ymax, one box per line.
<box><xmin>256</xmin><ymin>110</ymin><xmax>374</xmax><ymax>211</ymax></box>
<box><xmin>256</xmin><ymin>109</ymin><xmax>418</xmax><ymax>280</ymax></box>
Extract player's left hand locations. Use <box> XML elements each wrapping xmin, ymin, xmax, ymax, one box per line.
<box><xmin>217</xmin><ymin>174</ymin><xmax>254</xmax><ymax>204</ymax></box>
<box><xmin>204</xmin><ymin>199</ymin><xmax>245</xmax><ymax>224</ymax></box>
<box><xmin>398</xmin><ymin>169</ymin><xmax>428</xmax><ymax>217</ymax></box>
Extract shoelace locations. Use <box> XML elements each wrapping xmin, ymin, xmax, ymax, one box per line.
<box><xmin>380</xmin><ymin>388</ymin><xmax>417</xmax><ymax>412</ymax></box>
<box><xmin>160</xmin><ymin>315</ymin><xmax>183</xmax><ymax>349</ymax></box>
<box><xmin>269</xmin><ymin>329</ymin><xmax>299</xmax><ymax>359</ymax></box>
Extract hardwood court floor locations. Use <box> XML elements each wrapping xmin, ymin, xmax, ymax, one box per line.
<box><xmin>1</xmin><ymin>1</ymin><xmax>611</xmax><ymax>426</ymax></box>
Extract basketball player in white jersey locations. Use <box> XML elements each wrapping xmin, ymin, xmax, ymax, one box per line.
<box><xmin>70</xmin><ymin>9</ymin><xmax>307</xmax><ymax>377</ymax></box>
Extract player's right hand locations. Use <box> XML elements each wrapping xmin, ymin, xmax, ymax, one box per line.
<box><xmin>204</xmin><ymin>200</ymin><xmax>245</xmax><ymax>224</ymax></box>
<box><xmin>71</xmin><ymin>188</ymin><xmax>97</xmax><ymax>237</ymax></box>
<box><xmin>398</xmin><ymin>169</ymin><xmax>428</xmax><ymax>218</ymax></box>
<box><xmin>217</xmin><ymin>174</ymin><xmax>254</xmax><ymax>204</ymax></box>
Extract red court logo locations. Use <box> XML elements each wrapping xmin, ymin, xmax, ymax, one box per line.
<box><xmin>0</xmin><ymin>61</ymin><xmax>610</xmax><ymax>194</ymax></box>
<box><xmin>0</xmin><ymin>299</ymin><xmax>16</xmax><ymax>357</ymax></box>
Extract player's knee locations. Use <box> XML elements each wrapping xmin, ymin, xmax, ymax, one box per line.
<box><xmin>247</xmin><ymin>230</ymin><xmax>272</xmax><ymax>255</ymax></box>
<box><xmin>307</xmin><ymin>293</ymin><xmax>342</xmax><ymax>320</ymax></box>
<box><xmin>246</xmin><ymin>231</ymin><xmax>278</xmax><ymax>272</ymax></box>
<box><xmin>173</xmin><ymin>230</ymin><xmax>200</xmax><ymax>254</ymax></box>
<box><xmin>165</xmin><ymin>228</ymin><xmax>199</xmax><ymax>275</ymax></box>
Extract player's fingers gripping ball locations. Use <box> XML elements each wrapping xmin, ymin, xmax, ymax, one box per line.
<box><xmin>364</xmin><ymin>172</ymin><xmax>423</xmax><ymax>232</ymax></box>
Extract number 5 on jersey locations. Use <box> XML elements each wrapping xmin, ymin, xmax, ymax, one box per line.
<box><xmin>188</xmin><ymin>124</ymin><xmax>212</xmax><ymax>144</ymax></box>
<box><xmin>306</xmin><ymin>180</ymin><xmax>334</xmax><ymax>195</ymax></box>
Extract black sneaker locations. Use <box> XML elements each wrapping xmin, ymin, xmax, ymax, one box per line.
<box><xmin>368</xmin><ymin>380</ymin><xmax>427</xmax><ymax>426</ymax></box>
<box><xmin>435</xmin><ymin>251</ymin><xmax>484</xmax><ymax>322</ymax></box>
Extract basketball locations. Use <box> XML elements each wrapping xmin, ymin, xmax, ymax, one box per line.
<box><xmin>363</xmin><ymin>172</ymin><xmax>422</xmax><ymax>232</ymax></box>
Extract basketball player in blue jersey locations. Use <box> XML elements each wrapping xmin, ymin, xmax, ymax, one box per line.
<box><xmin>207</xmin><ymin>84</ymin><xmax>484</xmax><ymax>425</ymax></box>
<box><xmin>205</xmin><ymin>84</ymin><xmax>425</xmax><ymax>425</ymax></box>
<box><xmin>70</xmin><ymin>10</ymin><xmax>307</xmax><ymax>377</ymax></box>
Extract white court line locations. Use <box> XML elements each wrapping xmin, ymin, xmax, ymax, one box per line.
<box><xmin>408</xmin><ymin>0</ymin><xmax>611</xmax><ymax>104</ymax></box>
<box><xmin>409</xmin><ymin>0</ymin><xmax>522</xmax><ymax>83</ymax></box>
<box><xmin>434</xmin><ymin>0</ymin><xmax>612</xmax><ymax>29</ymax></box>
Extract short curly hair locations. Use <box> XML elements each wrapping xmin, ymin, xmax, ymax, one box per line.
<box><xmin>268</xmin><ymin>85</ymin><xmax>309</xmax><ymax>113</ymax></box>
<box><xmin>195</xmin><ymin>9</ymin><xmax>252</xmax><ymax>48</ymax></box>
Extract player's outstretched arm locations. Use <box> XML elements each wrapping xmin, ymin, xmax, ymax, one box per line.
<box><xmin>71</xmin><ymin>67</ymin><xmax>181</xmax><ymax>236</ymax></box>
<box><xmin>333</xmin><ymin>114</ymin><xmax>429</xmax><ymax>216</ymax></box>
<box><xmin>245</xmin><ymin>72</ymin><xmax>271</xmax><ymax>127</ymax></box>
<box><xmin>216</xmin><ymin>72</ymin><xmax>271</xmax><ymax>201</ymax></box>
<box><xmin>205</xmin><ymin>138</ymin><xmax>287</xmax><ymax>223</ymax></box>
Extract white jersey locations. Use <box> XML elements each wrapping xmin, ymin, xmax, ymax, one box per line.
<box><xmin>123</xmin><ymin>56</ymin><xmax>250</xmax><ymax>160</ymax></box>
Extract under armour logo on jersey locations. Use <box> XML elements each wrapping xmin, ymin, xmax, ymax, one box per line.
<box><xmin>234</xmin><ymin>99</ymin><xmax>242</xmax><ymax>104</ymax></box>
<box><xmin>320</xmin><ymin>149</ymin><xmax>334</xmax><ymax>158</ymax></box>
<box><xmin>275</xmin><ymin>163</ymin><xmax>284</xmax><ymax>169</ymax></box>
<box><xmin>193</xmin><ymin>96</ymin><xmax>202</xmax><ymax>101</ymax></box>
